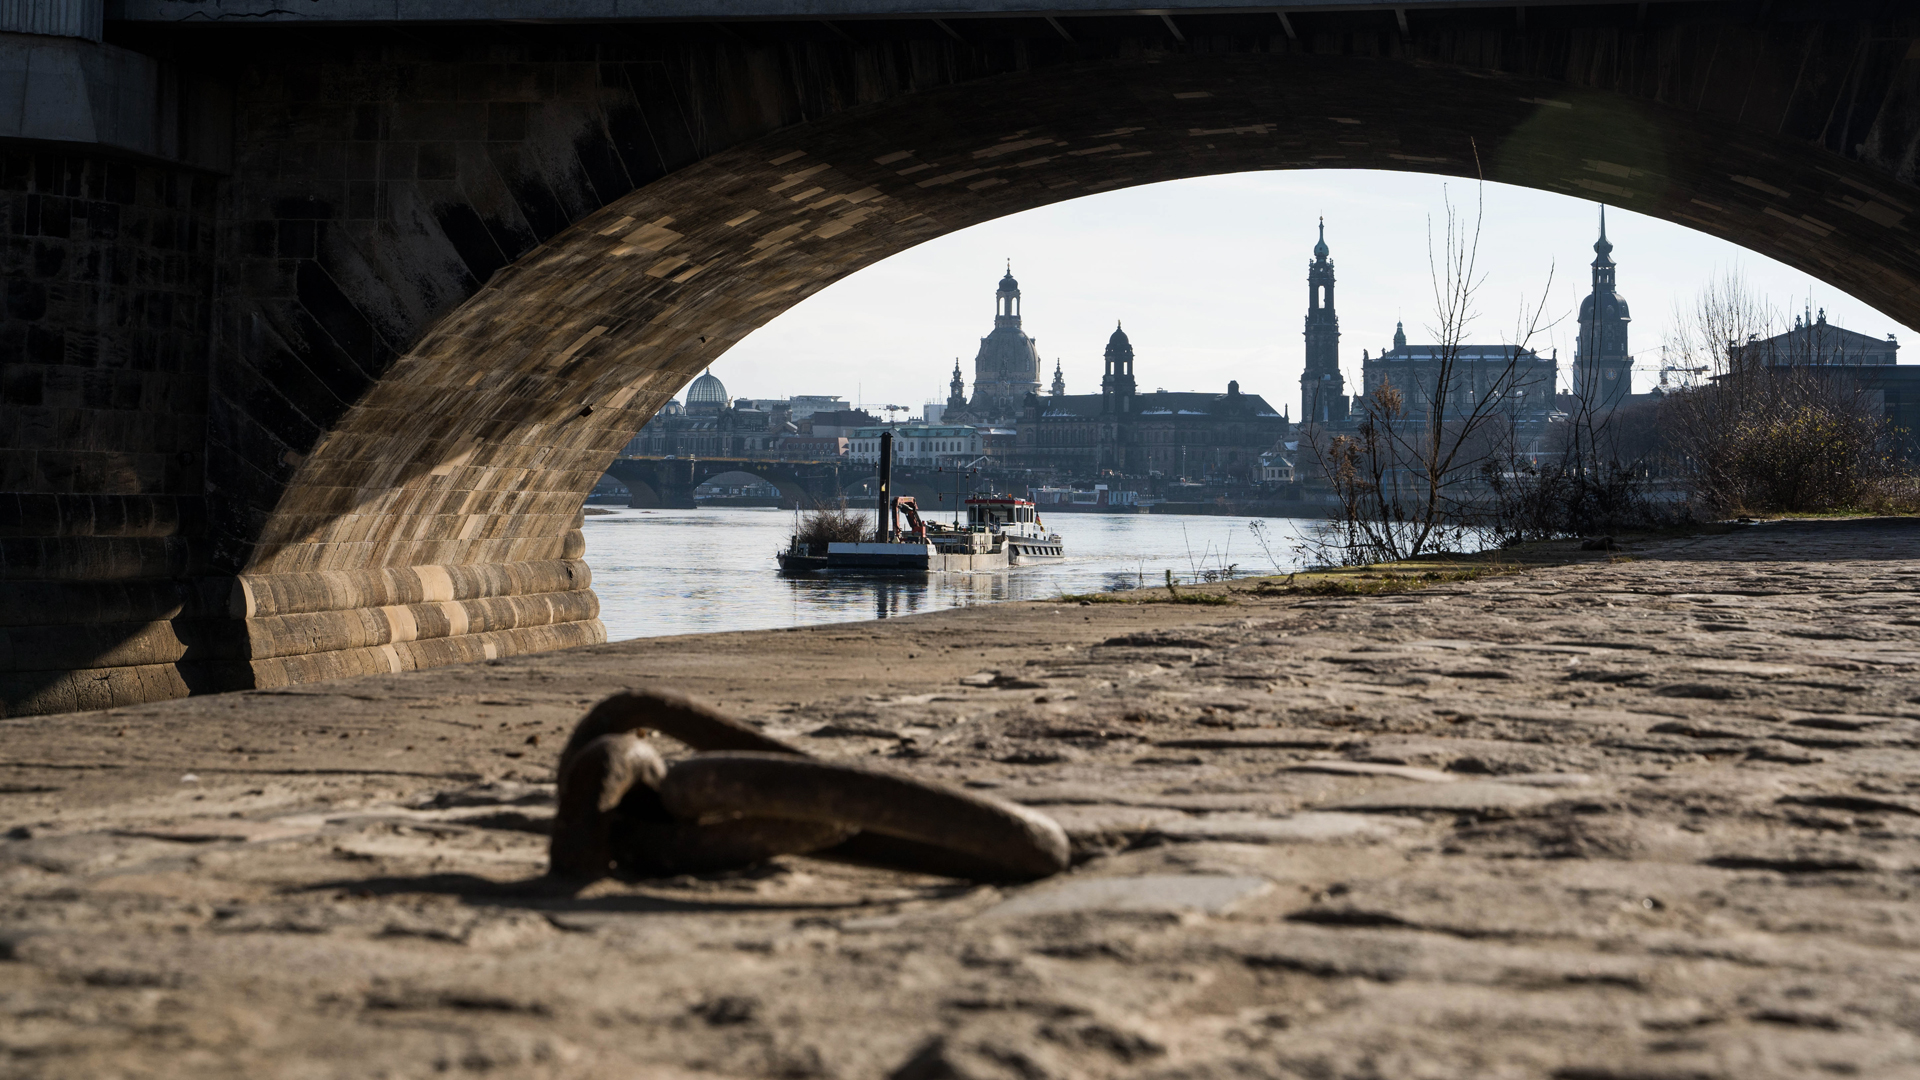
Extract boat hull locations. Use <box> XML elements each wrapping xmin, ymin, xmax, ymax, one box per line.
<box><xmin>825</xmin><ymin>542</ymin><xmax>1010</xmax><ymax>573</ymax></box>
<box><xmin>776</xmin><ymin>551</ymin><xmax>829</xmax><ymax>574</ymax></box>
<box><xmin>1006</xmin><ymin>537</ymin><xmax>1064</xmax><ymax>562</ymax></box>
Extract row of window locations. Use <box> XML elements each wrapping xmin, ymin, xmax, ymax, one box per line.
<box><xmin>849</xmin><ymin>440</ymin><xmax>978</xmax><ymax>453</ymax></box>
<box><xmin>1024</xmin><ymin>427</ymin><xmax>1258</xmax><ymax>445</ymax></box>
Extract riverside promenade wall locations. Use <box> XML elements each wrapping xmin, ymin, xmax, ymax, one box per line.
<box><xmin>4</xmin><ymin>518</ymin><xmax>1919</xmax><ymax>1077</ymax></box>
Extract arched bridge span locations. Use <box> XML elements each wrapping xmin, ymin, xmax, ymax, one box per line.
<box><xmin>4</xmin><ymin>1</ymin><xmax>1918</xmax><ymax>713</ymax></box>
<box><xmin>606</xmin><ymin>458</ymin><xmax>858</xmax><ymax>509</ymax></box>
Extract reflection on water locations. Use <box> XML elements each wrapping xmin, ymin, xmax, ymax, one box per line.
<box><xmin>582</xmin><ymin>507</ymin><xmax>1316</xmax><ymax>641</ymax></box>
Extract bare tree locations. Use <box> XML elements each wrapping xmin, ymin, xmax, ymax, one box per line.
<box><xmin>1304</xmin><ymin>164</ymin><xmax>1559</xmax><ymax>564</ymax></box>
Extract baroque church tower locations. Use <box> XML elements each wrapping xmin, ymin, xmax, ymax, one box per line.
<box><xmin>1098</xmin><ymin>323</ymin><xmax>1137</xmax><ymax>473</ymax></box>
<box><xmin>1051</xmin><ymin>358</ymin><xmax>1066</xmax><ymax>397</ymax></box>
<box><xmin>1573</xmin><ymin>206</ymin><xmax>1632</xmax><ymax>410</ymax></box>
<box><xmin>946</xmin><ymin>359</ymin><xmax>968</xmax><ymax>417</ymax></box>
<box><xmin>1302</xmin><ymin>219</ymin><xmax>1349</xmax><ymax>424</ymax></box>
<box><xmin>968</xmin><ymin>264</ymin><xmax>1043</xmax><ymax>420</ymax></box>
<box><xmin>1101</xmin><ymin>323</ymin><xmax>1136</xmax><ymax>415</ymax></box>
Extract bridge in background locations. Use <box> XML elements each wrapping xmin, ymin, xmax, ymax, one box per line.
<box><xmin>607</xmin><ymin>456</ymin><xmax>860</xmax><ymax>509</ymax></box>
<box><xmin>4</xmin><ymin>0</ymin><xmax>1918</xmax><ymax>714</ymax></box>
<box><xmin>606</xmin><ymin>455</ymin><xmax>1039</xmax><ymax>509</ymax></box>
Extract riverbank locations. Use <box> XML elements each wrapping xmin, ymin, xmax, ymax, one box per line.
<box><xmin>5</xmin><ymin>518</ymin><xmax>1919</xmax><ymax>1077</ymax></box>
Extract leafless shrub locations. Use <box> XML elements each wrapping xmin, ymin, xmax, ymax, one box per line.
<box><xmin>1672</xmin><ymin>371</ymin><xmax>1893</xmax><ymax>514</ymax></box>
<box><xmin>1661</xmin><ymin>272</ymin><xmax>1905</xmax><ymax>515</ymax></box>
<box><xmin>1483</xmin><ymin>394</ymin><xmax>1683</xmax><ymax>544</ymax></box>
<box><xmin>1483</xmin><ymin>457</ymin><xmax>1673</xmax><ymax>544</ymax></box>
<box><xmin>794</xmin><ymin>503</ymin><xmax>868</xmax><ymax>553</ymax></box>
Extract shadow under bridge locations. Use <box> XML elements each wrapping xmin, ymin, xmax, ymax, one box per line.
<box><xmin>4</xmin><ymin>1</ymin><xmax>1917</xmax><ymax>715</ymax></box>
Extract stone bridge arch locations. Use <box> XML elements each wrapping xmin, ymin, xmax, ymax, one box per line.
<box><xmin>5</xmin><ymin>3</ymin><xmax>1918</xmax><ymax>713</ymax></box>
<box><xmin>604</xmin><ymin>458</ymin><xmax>852</xmax><ymax>509</ymax></box>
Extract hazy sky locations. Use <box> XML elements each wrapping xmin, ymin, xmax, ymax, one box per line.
<box><xmin>707</xmin><ymin>170</ymin><xmax>1915</xmax><ymax>418</ymax></box>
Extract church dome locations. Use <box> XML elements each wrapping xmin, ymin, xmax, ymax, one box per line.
<box><xmin>1313</xmin><ymin>219</ymin><xmax>1329</xmax><ymax>259</ymax></box>
<box><xmin>686</xmin><ymin>370</ymin><xmax>727</xmax><ymax>406</ymax></box>
<box><xmin>1578</xmin><ymin>290</ymin><xmax>1630</xmax><ymax>322</ymax></box>
<box><xmin>1108</xmin><ymin>323</ymin><xmax>1130</xmax><ymax>348</ymax></box>
<box><xmin>998</xmin><ymin>269</ymin><xmax>1019</xmax><ymax>294</ymax></box>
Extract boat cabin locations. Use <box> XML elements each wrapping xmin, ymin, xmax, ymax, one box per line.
<box><xmin>965</xmin><ymin>497</ymin><xmax>1038</xmax><ymax>528</ymax></box>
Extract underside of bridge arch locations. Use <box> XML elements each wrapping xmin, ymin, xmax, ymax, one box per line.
<box><xmin>4</xmin><ymin>8</ymin><xmax>1917</xmax><ymax>714</ymax></box>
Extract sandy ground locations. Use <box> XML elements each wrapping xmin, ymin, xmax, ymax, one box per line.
<box><xmin>5</xmin><ymin>518</ymin><xmax>1920</xmax><ymax>1079</ymax></box>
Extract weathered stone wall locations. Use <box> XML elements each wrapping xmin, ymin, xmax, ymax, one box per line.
<box><xmin>4</xmin><ymin>7</ymin><xmax>1919</xmax><ymax>715</ymax></box>
<box><xmin>0</xmin><ymin>148</ymin><xmax>222</xmax><ymax>714</ymax></box>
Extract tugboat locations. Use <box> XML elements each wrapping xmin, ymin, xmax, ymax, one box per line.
<box><xmin>962</xmin><ymin>496</ymin><xmax>1064</xmax><ymax>562</ymax></box>
<box><xmin>778</xmin><ymin>431</ymin><xmax>1065</xmax><ymax>574</ymax></box>
<box><xmin>822</xmin><ymin>493</ymin><xmax>1007</xmax><ymax>572</ymax></box>
<box><xmin>775</xmin><ymin>535</ymin><xmax>829</xmax><ymax>574</ymax></box>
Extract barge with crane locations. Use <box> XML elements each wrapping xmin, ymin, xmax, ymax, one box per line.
<box><xmin>777</xmin><ymin>431</ymin><xmax>1063</xmax><ymax>574</ymax></box>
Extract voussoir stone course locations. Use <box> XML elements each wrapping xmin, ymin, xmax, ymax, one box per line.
<box><xmin>3</xmin><ymin>518</ymin><xmax>1920</xmax><ymax>1077</ymax></box>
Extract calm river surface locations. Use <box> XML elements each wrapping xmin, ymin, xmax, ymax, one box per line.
<box><xmin>583</xmin><ymin>507</ymin><xmax>1318</xmax><ymax>641</ymax></box>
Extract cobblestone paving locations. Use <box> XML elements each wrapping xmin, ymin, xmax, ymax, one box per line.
<box><xmin>5</xmin><ymin>519</ymin><xmax>1920</xmax><ymax>1079</ymax></box>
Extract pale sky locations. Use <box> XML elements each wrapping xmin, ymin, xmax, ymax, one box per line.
<box><xmin>707</xmin><ymin>170</ymin><xmax>1915</xmax><ymax>417</ymax></box>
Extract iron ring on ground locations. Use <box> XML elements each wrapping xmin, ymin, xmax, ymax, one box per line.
<box><xmin>559</xmin><ymin>689</ymin><xmax>807</xmax><ymax>775</ymax></box>
<box><xmin>550</xmin><ymin>732</ymin><xmax>666</xmax><ymax>878</ymax></box>
<box><xmin>659</xmin><ymin>752</ymin><xmax>1071</xmax><ymax>881</ymax></box>
<box><xmin>614</xmin><ymin>818</ymin><xmax>858</xmax><ymax>877</ymax></box>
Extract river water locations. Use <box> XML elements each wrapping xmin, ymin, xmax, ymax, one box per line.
<box><xmin>582</xmin><ymin>507</ymin><xmax>1319</xmax><ymax>641</ymax></box>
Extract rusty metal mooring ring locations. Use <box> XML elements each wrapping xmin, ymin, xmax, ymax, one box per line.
<box><xmin>549</xmin><ymin>732</ymin><xmax>666</xmax><ymax>878</ymax></box>
<box><xmin>550</xmin><ymin>691</ymin><xmax>1071</xmax><ymax>883</ymax></box>
<box><xmin>549</xmin><ymin>731</ymin><xmax>854</xmax><ymax>880</ymax></box>
<box><xmin>614</xmin><ymin>818</ymin><xmax>858</xmax><ymax>877</ymax></box>
<box><xmin>659</xmin><ymin>752</ymin><xmax>1071</xmax><ymax>881</ymax></box>
<box><xmin>558</xmin><ymin>689</ymin><xmax>807</xmax><ymax>774</ymax></box>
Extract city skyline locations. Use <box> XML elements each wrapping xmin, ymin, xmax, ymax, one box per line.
<box><xmin>706</xmin><ymin>170</ymin><xmax>1916</xmax><ymax>415</ymax></box>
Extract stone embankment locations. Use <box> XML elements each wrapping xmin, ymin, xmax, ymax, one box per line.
<box><xmin>4</xmin><ymin>518</ymin><xmax>1919</xmax><ymax>1078</ymax></box>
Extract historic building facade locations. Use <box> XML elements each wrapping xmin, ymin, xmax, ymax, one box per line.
<box><xmin>622</xmin><ymin>371</ymin><xmax>865</xmax><ymax>458</ymax></box>
<box><xmin>1736</xmin><ymin>307</ymin><xmax>1901</xmax><ymax>368</ymax></box>
<box><xmin>1360</xmin><ymin>321</ymin><xmax>1557</xmax><ymax>427</ymax></box>
<box><xmin>849</xmin><ymin>424</ymin><xmax>983</xmax><ymax>467</ymax></box>
<box><xmin>622</xmin><ymin>370</ymin><xmax>784</xmax><ymax>457</ymax></box>
<box><xmin>1015</xmin><ymin>325</ymin><xmax>1287</xmax><ymax>480</ymax></box>
<box><xmin>1336</xmin><ymin>220</ymin><xmax>1567</xmax><ymax>438</ymax></box>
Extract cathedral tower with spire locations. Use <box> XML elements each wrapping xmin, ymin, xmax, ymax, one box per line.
<box><xmin>1573</xmin><ymin>206</ymin><xmax>1633</xmax><ymax>410</ymax></box>
<box><xmin>1302</xmin><ymin>219</ymin><xmax>1349</xmax><ymax>425</ymax></box>
<box><xmin>1051</xmin><ymin>358</ymin><xmax>1066</xmax><ymax>397</ymax></box>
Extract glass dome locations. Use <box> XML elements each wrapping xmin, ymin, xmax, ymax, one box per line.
<box><xmin>685</xmin><ymin>371</ymin><xmax>728</xmax><ymax>406</ymax></box>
